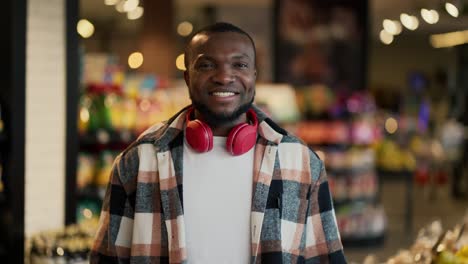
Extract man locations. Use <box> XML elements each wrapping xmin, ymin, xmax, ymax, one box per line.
<box><xmin>90</xmin><ymin>22</ymin><xmax>346</xmax><ymax>263</ymax></box>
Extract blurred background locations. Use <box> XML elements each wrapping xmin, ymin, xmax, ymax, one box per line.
<box><xmin>1</xmin><ymin>0</ymin><xmax>467</xmax><ymax>263</ymax></box>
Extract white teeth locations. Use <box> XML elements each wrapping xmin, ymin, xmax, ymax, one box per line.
<box><xmin>212</xmin><ymin>92</ymin><xmax>235</xmax><ymax>97</ymax></box>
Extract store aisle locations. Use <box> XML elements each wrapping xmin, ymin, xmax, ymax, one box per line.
<box><xmin>345</xmin><ymin>180</ymin><xmax>468</xmax><ymax>263</ymax></box>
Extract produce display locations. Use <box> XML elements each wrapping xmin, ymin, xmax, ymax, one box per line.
<box><xmin>28</xmin><ymin>219</ymin><xmax>98</xmax><ymax>264</ymax></box>
<box><xmin>380</xmin><ymin>216</ymin><xmax>468</xmax><ymax>264</ymax></box>
<box><xmin>376</xmin><ymin>137</ymin><xmax>417</xmax><ymax>172</ymax></box>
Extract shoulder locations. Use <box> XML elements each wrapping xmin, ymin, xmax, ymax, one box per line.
<box><xmin>114</xmin><ymin>121</ymin><xmax>168</xmax><ymax>164</ymax></box>
<box><xmin>276</xmin><ymin>127</ymin><xmax>321</xmax><ymax>162</ymax></box>
<box><xmin>110</xmin><ymin>121</ymin><xmax>170</xmax><ymax>189</ymax></box>
<box><xmin>121</xmin><ymin>105</ymin><xmax>190</xmax><ymax>157</ymax></box>
<box><xmin>275</xmin><ymin>125</ymin><xmax>324</xmax><ymax>183</ymax></box>
<box><xmin>258</xmin><ymin>110</ymin><xmax>322</xmax><ymax>164</ymax></box>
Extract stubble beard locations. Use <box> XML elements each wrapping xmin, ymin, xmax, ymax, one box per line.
<box><xmin>190</xmin><ymin>95</ymin><xmax>255</xmax><ymax>127</ymax></box>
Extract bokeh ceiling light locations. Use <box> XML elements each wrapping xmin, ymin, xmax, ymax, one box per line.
<box><xmin>176</xmin><ymin>54</ymin><xmax>186</xmax><ymax>71</ymax></box>
<box><xmin>105</xmin><ymin>0</ymin><xmax>119</xmax><ymax>5</ymax></box>
<box><xmin>400</xmin><ymin>13</ymin><xmax>419</xmax><ymax>30</ymax></box>
<box><xmin>128</xmin><ymin>52</ymin><xmax>144</xmax><ymax>69</ymax></box>
<box><xmin>104</xmin><ymin>0</ymin><xmax>119</xmax><ymax>5</ymax></box>
<box><xmin>383</xmin><ymin>19</ymin><xmax>402</xmax><ymax>35</ymax></box>
<box><xmin>445</xmin><ymin>2</ymin><xmax>459</xmax><ymax>17</ymax></box>
<box><xmin>379</xmin><ymin>30</ymin><xmax>394</xmax><ymax>45</ymax></box>
<box><xmin>127</xmin><ymin>6</ymin><xmax>144</xmax><ymax>20</ymax></box>
<box><xmin>177</xmin><ymin>22</ymin><xmax>193</xmax><ymax>36</ymax></box>
<box><xmin>77</xmin><ymin>19</ymin><xmax>95</xmax><ymax>38</ymax></box>
<box><xmin>421</xmin><ymin>9</ymin><xmax>440</xmax><ymax>24</ymax></box>
<box><xmin>123</xmin><ymin>0</ymin><xmax>139</xmax><ymax>12</ymax></box>
<box><xmin>430</xmin><ymin>29</ymin><xmax>468</xmax><ymax>48</ymax></box>
<box><xmin>115</xmin><ymin>1</ymin><xmax>126</xmax><ymax>12</ymax></box>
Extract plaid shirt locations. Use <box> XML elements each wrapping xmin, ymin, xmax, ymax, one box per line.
<box><xmin>90</xmin><ymin>105</ymin><xmax>347</xmax><ymax>264</ymax></box>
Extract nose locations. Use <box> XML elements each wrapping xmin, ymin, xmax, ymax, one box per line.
<box><xmin>212</xmin><ymin>65</ymin><xmax>235</xmax><ymax>85</ymax></box>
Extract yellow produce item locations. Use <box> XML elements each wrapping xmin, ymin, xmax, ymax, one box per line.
<box><xmin>456</xmin><ymin>245</ymin><xmax>468</xmax><ymax>260</ymax></box>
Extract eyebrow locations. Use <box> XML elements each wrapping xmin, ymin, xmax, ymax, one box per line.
<box><xmin>195</xmin><ymin>53</ymin><xmax>252</xmax><ymax>61</ymax></box>
<box><xmin>232</xmin><ymin>53</ymin><xmax>251</xmax><ymax>60</ymax></box>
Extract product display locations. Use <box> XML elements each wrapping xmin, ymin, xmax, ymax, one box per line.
<box><xmin>0</xmin><ymin>1</ymin><xmax>464</xmax><ymax>263</ymax></box>
<box><xmin>336</xmin><ymin>203</ymin><xmax>386</xmax><ymax>242</ymax></box>
<box><xmin>375</xmin><ymin>216</ymin><xmax>468</xmax><ymax>264</ymax></box>
<box><xmin>255</xmin><ymin>83</ymin><xmax>301</xmax><ymax>123</ymax></box>
<box><xmin>75</xmin><ymin>53</ymin><xmax>191</xmax><ymax>223</ymax></box>
<box><xmin>28</xmin><ymin>219</ymin><xmax>98</xmax><ymax>264</ymax></box>
<box><xmin>293</xmin><ymin>87</ymin><xmax>386</xmax><ymax>245</ymax></box>
<box><xmin>64</xmin><ymin>48</ymin><xmax>464</xmax><ymax>261</ymax></box>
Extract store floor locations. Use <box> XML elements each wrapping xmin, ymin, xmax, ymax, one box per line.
<box><xmin>344</xmin><ymin>180</ymin><xmax>468</xmax><ymax>263</ymax></box>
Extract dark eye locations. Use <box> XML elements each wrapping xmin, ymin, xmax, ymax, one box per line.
<box><xmin>196</xmin><ymin>62</ymin><xmax>215</xmax><ymax>70</ymax></box>
<box><xmin>234</xmin><ymin>62</ymin><xmax>248</xmax><ymax>69</ymax></box>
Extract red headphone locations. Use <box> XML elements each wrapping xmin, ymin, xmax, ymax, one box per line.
<box><xmin>185</xmin><ymin>107</ymin><xmax>258</xmax><ymax>156</ymax></box>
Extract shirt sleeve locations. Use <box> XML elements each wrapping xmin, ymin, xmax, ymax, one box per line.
<box><xmin>89</xmin><ymin>152</ymin><xmax>136</xmax><ymax>264</ymax></box>
<box><xmin>303</xmin><ymin>158</ymin><xmax>347</xmax><ymax>263</ymax></box>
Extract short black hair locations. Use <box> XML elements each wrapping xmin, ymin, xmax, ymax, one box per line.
<box><xmin>184</xmin><ymin>22</ymin><xmax>256</xmax><ymax>69</ymax></box>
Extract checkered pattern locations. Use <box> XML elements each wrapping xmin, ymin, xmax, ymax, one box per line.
<box><xmin>90</xmin><ymin>105</ymin><xmax>346</xmax><ymax>263</ymax></box>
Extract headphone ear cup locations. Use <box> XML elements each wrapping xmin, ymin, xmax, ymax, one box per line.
<box><xmin>186</xmin><ymin>119</ymin><xmax>213</xmax><ymax>153</ymax></box>
<box><xmin>226</xmin><ymin>123</ymin><xmax>257</xmax><ymax>156</ymax></box>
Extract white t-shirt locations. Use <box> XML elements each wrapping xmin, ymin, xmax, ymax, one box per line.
<box><xmin>183</xmin><ymin>136</ymin><xmax>254</xmax><ymax>264</ymax></box>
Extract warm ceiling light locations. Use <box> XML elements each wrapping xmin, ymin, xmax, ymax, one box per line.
<box><xmin>128</xmin><ymin>52</ymin><xmax>144</xmax><ymax>69</ymax></box>
<box><xmin>177</xmin><ymin>22</ymin><xmax>194</xmax><ymax>37</ymax></box>
<box><xmin>115</xmin><ymin>1</ymin><xmax>126</xmax><ymax>12</ymax></box>
<box><xmin>445</xmin><ymin>2</ymin><xmax>459</xmax><ymax>17</ymax></box>
<box><xmin>383</xmin><ymin>19</ymin><xmax>402</xmax><ymax>35</ymax></box>
<box><xmin>127</xmin><ymin>6</ymin><xmax>144</xmax><ymax>20</ymax></box>
<box><xmin>430</xmin><ymin>29</ymin><xmax>468</xmax><ymax>48</ymax></box>
<box><xmin>104</xmin><ymin>0</ymin><xmax>119</xmax><ymax>5</ymax></box>
<box><xmin>400</xmin><ymin>13</ymin><xmax>419</xmax><ymax>30</ymax></box>
<box><xmin>379</xmin><ymin>30</ymin><xmax>394</xmax><ymax>45</ymax></box>
<box><xmin>430</xmin><ymin>9</ymin><xmax>440</xmax><ymax>24</ymax></box>
<box><xmin>123</xmin><ymin>0</ymin><xmax>139</xmax><ymax>12</ymax></box>
<box><xmin>421</xmin><ymin>8</ymin><xmax>440</xmax><ymax>24</ymax></box>
<box><xmin>176</xmin><ymin>54</ymin><xmax>186</xmax><ymax>71</ymax></box>
<box><xmin>77</xmin><ymin>19</ymin><xmax>95</xmax><ymax>38</ymax></box>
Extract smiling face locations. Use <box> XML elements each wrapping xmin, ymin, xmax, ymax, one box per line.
<box><xmin>184</xmin><ymin>32</ymin><xmax>256</xmax><ymax>127</ymax></box>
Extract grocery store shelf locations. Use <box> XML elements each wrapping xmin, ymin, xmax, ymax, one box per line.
<box><xmin>342</xmin><ymin>233</ymin><xmax>386</xmax><ymax>248</ymax></box>
<box><xmin>328</xmin><ymin>166</ymin><xmax>375</xmax><ymax>177</ymax></box>
<box><xmin>308</xmin><ymin>142</ymin><xmax>352</xmax><ymax>150</ymax></box>
<box><xmin>377</xmin><ymin>168</ymin><xmax>414</xmax><ymax>233</ymax></box>
<box><xmin>79</xmin><ymin>129</ymin><xmax>136</xmax><ymax>152</ymax></box>
<box><xmin>334</xmin><ymin>195</ymin><xmax>377</xmax><ymax>208</ymax></box>
<box><xmin>377</xmin><ymin>169</ymin><xmax>414</xmax><ymax>180</ymax></box>
<box><xmin>77</xmin><ymin>185</ymin><xmax>106</xmax><ymax>201</ymax></box>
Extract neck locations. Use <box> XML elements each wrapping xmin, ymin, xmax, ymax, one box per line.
<box><xmin>199</xmin><ymin>113</ymin><xmax>248</xmax><ymax>137</ymax></box>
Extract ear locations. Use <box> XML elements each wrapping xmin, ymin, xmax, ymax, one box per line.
<box><xmin>184</xmin><ymin>71</ymin><xmax>190</xmax><ymax>87</ymax></box>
